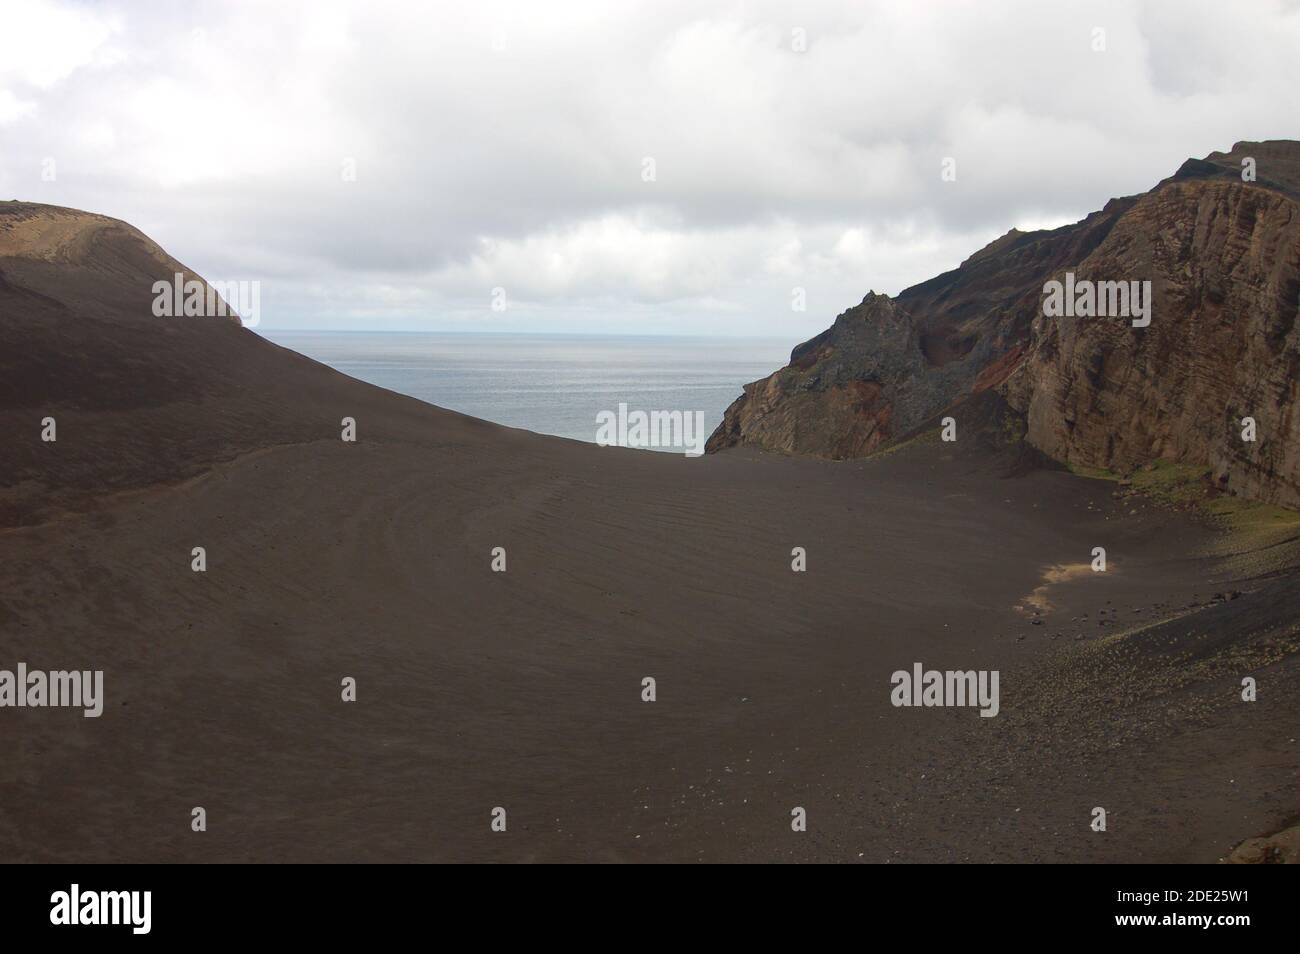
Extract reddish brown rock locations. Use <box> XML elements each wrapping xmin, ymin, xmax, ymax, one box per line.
<box><xmin>1223</xmin><ymin>822</ymin><xmax>1300</xmax><ymax>863</ymax></box>
<box><xmin>708</xmin><ymin>141</ymin><xmax>1300</xmax><ymax>507</ymax></box>
<box><xmin>1004</xmin><ymin>145</ymin><xmax>1300</xmax><ymax>505</ymax></box>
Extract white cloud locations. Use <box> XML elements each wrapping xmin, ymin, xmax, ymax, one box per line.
<box><xmin>0</xmin><ymin>0</ymin><xmax>1297</xmax><ymax>335</ymax></box>
<box><xmin>0</xmin><ymin>0</ymin><xmax>121</xmax><ymax>89</ymax></box>
<box><xmin>0</xmin><ymin>89</ymin><xmax>35</xmax><ymax>124</ymax></box>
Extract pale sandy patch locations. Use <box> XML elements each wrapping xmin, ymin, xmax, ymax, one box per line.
<box><xmin>1017</xmin><ymin>561</ymin><xmax>1111</xmax><ymax>612</ymax></box>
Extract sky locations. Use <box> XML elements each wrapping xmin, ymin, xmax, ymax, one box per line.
<box><xmin>1</xmin><ymin>0</ymin><xmax>1297</xmax><ymax>335</ymax></box>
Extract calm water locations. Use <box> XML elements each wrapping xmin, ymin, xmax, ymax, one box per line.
<box><xmin>260</xmin><ymin>332</ymin><xmax>793</xmax><ymax>451</ymax></box>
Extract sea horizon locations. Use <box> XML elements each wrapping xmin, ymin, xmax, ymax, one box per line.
<box><xmin>259</xmin><ymin>329</ymin><xmax>795</xmax><ymax>452</ymax></box>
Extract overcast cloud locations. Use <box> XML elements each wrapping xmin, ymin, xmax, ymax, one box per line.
<box><xmin>1</xmin><ymin>0</ymin><xmax>1297</xmax><ymax>336</ymax></box>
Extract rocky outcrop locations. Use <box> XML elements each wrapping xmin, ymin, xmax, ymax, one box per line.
<box><xmin>705</xmin><ymin>292</ymin><xmax>929</xmax><ymax>457</ymax></box>
<box><xmin>708</xmin><ymin>141</ymin><xmax>1300</xmax><ymax>507</ymax></box>
<box><xmin>1223</xmin><ymin>822</ymin><xmax>1300</xmax><ymax>863</ymax></box>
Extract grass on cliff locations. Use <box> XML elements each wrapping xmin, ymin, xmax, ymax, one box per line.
<box><xmin>1069</xmin><ymin>458</ymin><xmax>1300</xmax><ymax>565</ymax></box>
<box><xmin>882</xmin><ymin>418</ymin><xmax>1300</xmax><ymax>554</ymax></box>
<box><xmin>1131</xmin><ymin>460</ymin><xmax>1296</xmax><ymax>525</ymax></box>
<box><xmin>1065</xmin><ymin>461</ymin><xmax>1123</xmax><ymax>483</ymax></box>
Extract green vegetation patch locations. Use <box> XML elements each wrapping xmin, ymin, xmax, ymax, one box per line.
<box><xmin>1065</xmin><ymin>461</ymin><xmax>1122</xmax><ymax>482</ymax></box>
<box><xmin>1126</xmin><ymin>459</ymin><xmax>1213</xmax><ymax>506</ymax></box>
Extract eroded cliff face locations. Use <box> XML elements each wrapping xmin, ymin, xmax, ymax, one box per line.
<box><xmin>708</xmin><ymin>141</ymin><xmax>1300</xmax><ymax>507</ymax></box>
<box><xmin>705</xmin><ymin>292</ymin><xmax>927</xmax><ymax>458</ymax></box>
<box><xmin>707</xmin><ymin>197</ymin><xmax>1138</xmax><ymax>458</ymax></box>
<box><xmin>1004</xmin><ymin>169</ymin><xmax>1300</xmax><ymax>505</ymax></box>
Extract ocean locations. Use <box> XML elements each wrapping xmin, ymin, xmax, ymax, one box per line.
<box><xmin>259</xmin><ymin>332</ymin><xmax>794</xmax><ymax>453</ymax></box>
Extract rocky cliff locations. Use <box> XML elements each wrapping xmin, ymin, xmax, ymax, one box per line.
<box><xmin>707</xmin><ymin>141</ymin><xmax>1300</xmax><ymax>507</ymax></box>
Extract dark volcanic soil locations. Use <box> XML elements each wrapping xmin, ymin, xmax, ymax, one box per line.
<box><xmin>1</xmin><ymin>427</ymin><xmax>1295</xmax><ymax>862</ymax></box>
